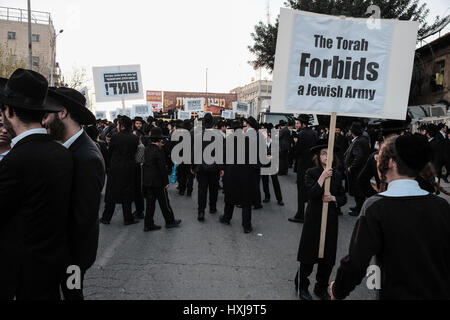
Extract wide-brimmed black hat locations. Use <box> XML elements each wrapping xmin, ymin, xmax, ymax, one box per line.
<box><xmin>279</xmin><ymin>120</ymin><xmax>287</xmax><ymax>126</ymax></box>
<box><xmin>244</xmin><ymin>116</ymin><xmax>259</xmax><ymax>130</ymax></box>
<box><xmin>0</xmin><ymin>69</ymin><xmax>62</xmax><ymax>112</ymax></box>
<box><xmin>310</xmin><ymin>139</ymin><xmax>340</xmax><ymax>155</ymax></box>
<box><xmin>47</xmin><ymin>87</ymin><xmax>96</xmax><ymax>125</ymax></box>
<box><xmin>133</xmin><ymin>116</ymin><xmax>144</xmax><ymax>123</ymax></box>
<box><xmin>395</xmin><ymin>134</ymin><xmax>431</xmax><ymax>172</ymax></box>
<box><xmin>380</xmin><ymin>120</ymin><xmax>407</xmax><ymax>136</ymax></box>
<box><xmin>150</xmin><ymin>127</ymin><xmax>166</xmax><ymax>141</ymax></box>
<box><xmin>295</xmin><ymin>114</ymin><xmax>310</xmax><ymax>126</ymax></box>
<box><xmin>202</xmin><ymin>113</ymin><xmax>215</xmax><ymax>129</ymax></box>
<box><xmin>350</xmin><ymin>122</ymin><xmax>363</xmax><ymax>136</ymax></box>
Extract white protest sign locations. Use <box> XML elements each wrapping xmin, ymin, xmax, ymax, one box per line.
<box><xmin>197</xmin><ymin>111</ymin><xmax>212</xmax><ymax>119</ymax></box>
<box><xmin>178</xmin><ymin>110</ymin><xmax>192</xmax><ymax>120</ymax></box>
<box><xmin>133</xmin><ymin>104</ymin><xmax>153</xmax><ymax>118</ymax></box>
<box><xmin>309</xmin><ymin>114</ymin><xmax>319</xmax><ymax>126</ymax></box>
<box><xmin>222</xmin><ymin>110</ymin><xmax>235</xmax><ymax>119</ymax></box>
<box><xmin>95</xmin><ymin>111</ymin><xmax>106</xmax><ymax>120</ymax></box>
<box><xmin>233</xmin><ymin>102</ymin><xmax>250</xmax><ymax>115</ymax></box>
<box><xmin>185</xmin><ymin>98</ymin><xmax>205</xmax><ymax>113</ymax></box>
<box><xmin>272</xmin><ymin>9</ymin><xmax>419</xmax><ymax>120</ymax></box>
<box><xmin>92</xmin><ymin>65</ymin><xmax>144</xmax><ymax>102</ymax></box>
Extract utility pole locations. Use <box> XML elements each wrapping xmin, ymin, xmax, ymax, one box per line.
<box><xmin>27</xmin><ymin>0</ymin><xmax>32</xmax><ymax>69</ymax></box>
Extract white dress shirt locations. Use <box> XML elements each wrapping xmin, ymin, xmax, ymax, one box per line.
<box><xmin>0</xmin><ymin>150</ymin><xmax>10</xmax><ymax>161</ymax></box>
<box><xmin>380</xmin><ymin>179</ymin><xmax>429</xmax><ymax>197</ymax></box>
<box><xmin>10</xmin><ymin>128</ymin><xmax>48</xmax><ymax>148</ymax></box>
<box><xmin>63</xmin><ymin>128</ymin><xmax>84</xmax><ymax>149</ymax></box>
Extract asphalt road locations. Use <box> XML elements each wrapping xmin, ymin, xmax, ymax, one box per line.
<box><xmin>84</xmin><ymin>171</ymin><xmax>450</xmax><ymax>300</ymax></box>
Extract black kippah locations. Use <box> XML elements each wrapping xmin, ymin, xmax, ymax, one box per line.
<box><xmin>395</xmin><ymin>134</ymin><xmax>431</xmax><ymax>172</ymax></box>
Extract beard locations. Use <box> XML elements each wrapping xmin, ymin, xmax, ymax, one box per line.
<box><xmin>46</xmin><ymin>115</ymin><xmax>66</xmax><ymax>142</ymax></box>
<box><xmin>1</xmin><ymin>112</ymin><xmax>17</xmax><ymax>139</ymax></box>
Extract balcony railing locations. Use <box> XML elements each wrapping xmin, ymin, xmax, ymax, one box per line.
<box><xmin>0</xmin><ymin>6</ymin><xmax>53</xmax><ymax>28</ymax></box>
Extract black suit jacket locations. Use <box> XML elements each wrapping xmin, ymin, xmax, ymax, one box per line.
<box><xmin>279</xmin><ymin>127</ymin><xmax>292</xmax><ymax>152</ymax></box>
<box><xmin>294</xmin><ymin>127</ymin><xmax>318</xmax><ymax>178</ymax></box>
<box><xmin>143</xmin><ymin>143</ymin><xmax>169</xmax><ymax>188</ymax></box>
<box><xmin>344</xmin><ymin>136</ymin><xmax>371</xmax><ymax>173</ymax></box>
<box><xmin>68</xmin><ymin>131</ymin><xmax>106</xmax><ymax>271</ymax></box>
<box><xmin>0</xmin><ymin>134</ymin><xmax>73</xmax><ymax>297</ymax></box>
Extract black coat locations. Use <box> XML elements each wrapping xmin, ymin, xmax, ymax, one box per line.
<box><xmin>143</xmin><ymin>143</ymin><xmax>169</xmax><ymax>189</ymax></box>
<box><xmin>223</xmin><ymin>129</ymin><xmax>261</xmax><ymax>206</ymax></box>
<box><xmin>68</xmin><ymin>132</ymin><xmax>106</xmax><ymax>271</ymax></box>
<box><xmin>105</xmin><ymin>131</ymin><xmax>139</xmax><ymax>203</ymax></box>
<box><xmin>297</xmin><ymin>167</ymin><xmax>347</xmax><ymax>265</ymax></box>
<box><xmin>429</xmin><ymin>137</ymin><xmax>444</xmax><ymax>173</ymax></box>
<box><xmin>279</xmin><ymin>127</ymin><xmax>292</xmax><ymax>152</ymax></box>
<box><xmin>294</xmin><ymin>127</ymin><xmax>318</xmax><ymax>180</ymax></box>
<box><xmin>0</xmin><ymin>134</ymin><xmax>73</xmax><ymax>298</ymax></box>
<box><xmin>344</xmin><ymin>136</ymin><xmax>371</xmax><ymax>172</ymax></box>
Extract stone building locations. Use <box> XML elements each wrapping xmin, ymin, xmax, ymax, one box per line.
<box><xmin>410</xmin><ymin>32</ymin><xmax>450</xmax><ymax>107</ymax></box>
<box><xmin>0</xmin><ymin>6</ymin><xmax>63</xmax><ymax>85</ymax></box>
<box><xmin>230</xmin><ymin>80</ymin><xmax>272</xmax><ymax>117</ymax></box>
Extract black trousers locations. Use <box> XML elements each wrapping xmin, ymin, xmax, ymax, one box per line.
<box><xmin>197</xmin><ymin>170</ymin><xmax>220</xmax><ymax>213</ymax></box>
<box><xmin>61</xmin><ymin>267</ymin><xmax>86</xmax><ymax>300</ymax></box>
<box><xmin>102</xmin><ymin>202</ymin><xmax>134</xmax><ymax>223</ymax></box>
<box><xmin>279</xmin><ymin>151</ymin><xmax>289</xmax><ymax>175</ymax></box>
<box><xmin>262</xmin><ymin>174</ymin><xmax>283</xmax><ymax>201</ymax></box>
<box><xmin>295</xmin><ymin>262</ymin><xmax>334</xmax><ymax>292</ymax></box>
<box><xmin>295</xmin><ymin>173</ymin><xmax>307</xmax><ymax>219</ymax></box>
<box><xmin>178</xmin><ymin>164</ymin><xmax>194</xmax><ymax>193</ymax></box>
<box><xmin>223</xmin><ymin>202</ymin><xmax>252</xmax><ymax>229</ymax></box>
<box><xmin>144</xmin><ymin>187</ymin><xmax>176</xmax><ymax>227</ymax></box>
<box><xmin>348</xmin><ymin>171</ymin><xmax>366</xmax><ymax>212</ymax></box>
<box><xmin>134</xmin><ymin>163</ymin><xmax>144</xmax><ymax>213</ymax></box>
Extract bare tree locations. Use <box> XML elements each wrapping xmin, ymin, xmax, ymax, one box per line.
<box><xmin>0</xmin><ymin>43</ymin><xmax>27</xmax><ymax>78</ymax></box>
<box><xmin>64</xmin><ymin>66</ymin><xmax>91</xmax><ymax>91</ymax></box>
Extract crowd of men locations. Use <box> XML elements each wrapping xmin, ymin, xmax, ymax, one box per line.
<box><xmin>0</xmin><ymin>68</ymin><xmax>449</xmax><ymax>301</ymax></box>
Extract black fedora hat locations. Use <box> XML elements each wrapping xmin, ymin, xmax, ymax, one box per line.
<box><xmin>395</xmin><ymin>134</ymin><xmax>431</xmax><ymax>172</ymax></box>
<box><xmin>380</xmin><ymin>120</ymin><xmax>407</xmax><ymax>137</ymax></box>
<box><xmin>47</xmin><ymin>87</ymin><xmax>96</xmax><ymax>125</ymax></box>
<box><xmin>310</xmin><ymin>139</ymin><xmax>340</xmax><ymax>155</ymax></box>
<box><xmin>150</xmin><ymin>127</ymin><xmax>166</xmax><ymax>141</ymax></box>
<box><xmin>295</xmin><ymin>114</ymin><xmax>310</xmax><ymax>125</ymax></box>
<box><xmin>0</xmin><ymin>69</ymin><xmax>62</xmax><ymax>112</ymax></box>
<box><xmin>133</xmin><ymin>116</ymin><xmax>144</xmax><ymax>123</ymax></box>
<box><xmin>244</xmin><ymin>116</ymin><xmax>259</xmax><ymax>130</ymax></box>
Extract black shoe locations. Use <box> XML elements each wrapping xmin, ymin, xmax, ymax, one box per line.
<box><xmin>254</xmin><ymin>204</ymin><xmax>263</xmax><ymax>210</ymax></box>
<box><xmin>288</xmin><ymin>217</ymin><xmax>304</xmax><ymax>223</ymax></box>
<box><xmin>99</xmin><ymin>218</ymin><xmax>110</xmax><ymax>225</ymax></box>
<box><xmin>179</xmin><ymin>190</ymin><xmax>185</xmax><ymax>196</ymax></box>
<box><xmin>314</xmin><ymin>286</ymin><xmax>331</xmax><ymax>301</ymax></box>
<box><xmin>219</xmin><ymin>215</ymin><xmax>230</xmax><ymax>225</ymax></box>
<box><xmin>244</xmin><ymin>226</ymin><xmax>253</xmax><ymax>234</ymax></box>
<box><xmin>166</xmin><ymin>220</ymin><xmax>182</xmax><ymax>228</ymax></box>
<box><xmin>263</xmin><ymin>198</ymin><xmax>270</xmax><ymax>203</ymax></box>
<box><xmin>133</xmin><ymin>211</ymin><xmax>144</xmax><ymax>220</ymax></box>
<box><xmin>198</xmin><ymin>212</ymin><xmax>205</xmax><ymax>222</ymax></box>
<box><xmin>144</xmin><ymin>225</ymin><xmax>162</xmax><ymax>232</ymax></box>
<box><xmin>187</xmin><ymin>191</ymin><xmax>192</xmax><ymax>197</ymax></box>
<box><xmin>210</xmin><ymin>209</ymin><xmax>217</xmax><ymax>214</ymax></box>
<box><xmin>349</xmin><ymin>211</ymin><xmax>360</xmax><ymax>217</ymax></box>
<box><xmin>278</xmin><ymin>201</ymin><xmax>285</xmax><ymax>206</ymax></box>
<box><xmin>299</xmin><ymin>289</ymin><xmax>313</xmax><ymax>301</ymax></box>
<box><xmin>124</xmin><ymin>219</ymin><xmax>140</xmax><ymax>226</ymax></box>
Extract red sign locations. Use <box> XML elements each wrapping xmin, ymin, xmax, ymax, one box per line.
<box><xmin>163</xmin><ymin>91</ymin><xmax>237</xmax><ymax>115</ymax></box>
<box><xmin>146</xmin><ymin>91</ymin><xmax>162</xmax><ymax>102</ymax></box>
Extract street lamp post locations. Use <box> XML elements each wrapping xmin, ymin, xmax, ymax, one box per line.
<box><xmin>50</xmin><ymin>29</ymin><xmax>64</xmax><ymax>86</ymax></box>
<box><xmin>27</xmin><ymin>0</ymin><xmax>32</xmax><ymax>69</ymax></box>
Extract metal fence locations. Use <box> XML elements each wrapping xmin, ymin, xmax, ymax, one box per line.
<box><xmin>0</xmin><ymin>6</ymin><xmax>53</xmax><ymax>27</ymax></box>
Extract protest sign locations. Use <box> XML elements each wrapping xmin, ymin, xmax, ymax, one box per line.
<box><xmin>222</xmin><ymin>110</ymin><xmax>235</xmax><ymax>119</ymax></box>
<box><xmin>133</xmin><ymin>104</ymin><xmax>153</xmax><ymax>118</ymax></box>
<box><xmin>93</xmin><ymin>65</ymin><xmax>144</xmax><ymax>102</ymax></box>
<box><xmin>178</xmin><ymin>110</ymin><xmax>192</xmax><ymax>120</ymax></box>
<box><xmin>197</xmin><ymin>111</ymin><xmax>212</xmax><ymax>119</ymax></box>
<box><xmin>309</xmin><ymin>114</ymin><xmax>319</xmax><ymax>126</ymax></box>
<box><xmin>147</xmin><ymin>91</ymin><xmax>162</xmax><ymax>112</ymax></box>
<box><xmin>95</xmin><ymin>111</ymin><xmax>106</xmax><ymax>120</ymax></box>
<box><xmin>185</xmin><ymin>98</ymin><xmax>205</xmax><ymax>113</ymax></box>
<box><xmin>272</xmin><ymin>8</ymin><xmax>419</xmax><ymax>120</ymax></box>
<box><xmin>233</xmin><ymin>102</ymin><xmax>250</xmax><ymax>115</ymax></box>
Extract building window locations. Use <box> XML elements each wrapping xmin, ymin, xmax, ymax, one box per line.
<box><xmin>32</xmin><ymin>56</ymin><xmax>40</xmax><ymax>67</ymax></box>
<box><xmin>32</xmin><ymin>34</ymin><xmax>40</xmax><ymax>42</ymax></box>
<box><xmin>7</xmin><ymin>31</ymin><xmax>16</xmax><ymax>40</ymax></box>
<box><xmin>431</xmin><ymin>60</ymin><xmax>445</xmax><ymax>92</ymax></box>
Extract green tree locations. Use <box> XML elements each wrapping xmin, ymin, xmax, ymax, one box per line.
<box><xmin>0</xmin><ymin>43</ymin><xmax>27</xmax><ymax>78</ymax></box>
<box><xmin>249</xmin><ymin>0</ymin><xmax>449</xmax><ymax>71</ymax></box>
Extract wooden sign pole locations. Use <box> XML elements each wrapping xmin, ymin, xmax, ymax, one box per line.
<box><xmin>318</xmin><ymin>112</ymin><xmax>337</xmax><ymax>259</ymax></box>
